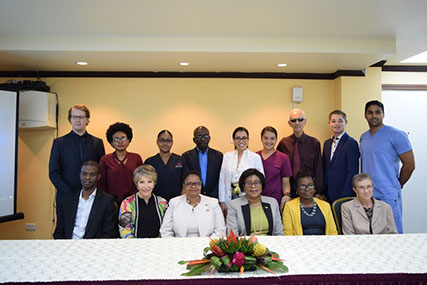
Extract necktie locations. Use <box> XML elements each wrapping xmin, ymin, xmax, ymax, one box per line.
<box><xmin>293</xmin><ymin>138</ymin><xmax>300</xmax><ymax>177</ymax></box>
<box><xmin>330</xmin><ymin>137</ymin><xmax>339</xmax><ymax>160</ymax></box>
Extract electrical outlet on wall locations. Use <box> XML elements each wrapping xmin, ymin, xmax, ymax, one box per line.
<box><xmin>25</xmin><ymin>223</ymin><xmax>36</xmax><ymax>231</ymax></box>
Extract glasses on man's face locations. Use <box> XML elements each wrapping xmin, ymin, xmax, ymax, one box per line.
<box><xmin>184</xmin><ymin>181</ymin><xmax>202</xmax><ymax>187</ymax></box>
<box><xmin>70</xmin><ymin>115</ymin><xmax>86</xmax><ymax>120</ymax></box>
<box><xmin>245</xmin><ymin>181</ymin><xmax>261</xmax><ymax>188</ymax></box>
<box><xmin>195</xmin><ymin>134</ymin><xmax>210</xmax><ymax>140</ymax></box>
<box><xmin>290</xmin><ymin>118</ymin><xmax>305</xmax><ymax>123</ymax></box>
<box><xmin>298</xmin><ymin>184</ymin><xmax>315</xmax><ymax>190</ymax></box>
<box><xmin>113</xmin><ymin>136</ymin><xmax>128</xmax><ymax>143</ymax></box>
<box><xmin>158</xmin><ymin>139</ymin><xmax>173</xmax><ymax>144</ymax></box>
<box><xmin>234</xmin><ymin>136</ymin><xmax>248</xmax><ymax>142</ymax></box>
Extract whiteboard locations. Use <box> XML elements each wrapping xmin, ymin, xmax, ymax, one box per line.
<box><xmin>0</xmin><ymin>90</ymin><xmax>18</xmax><ymax>218</ymax></box>
<box><xmin>382</xmin><ymin>90</ymin><xmax>427</xmax><ymax>233</ymax></box>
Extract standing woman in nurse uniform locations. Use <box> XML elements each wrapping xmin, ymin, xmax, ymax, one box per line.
<box><xmin>218</xmin><ymin>127</ymin><xmax>264</xmax><ymax>216</ymax></box>
<box><xmin>257</xmin><ymin>126</ymin><xmax>292</xmax><ymax>210</ymax></box>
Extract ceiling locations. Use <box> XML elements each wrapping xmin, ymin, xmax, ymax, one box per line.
<box><xmin>1</xmin><ymin>0</ymin><xmax>427</xmax><ymax>74</ymax></box>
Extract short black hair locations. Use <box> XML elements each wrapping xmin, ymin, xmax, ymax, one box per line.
<box><xmin>106</xmin><ymin>122</ymin><xmax>133</xmax><ymax>144</ymax></box>
<box><xmin>232</xmin><ymin>127</ymin><xmax>249</xmax><ymax>139</ymax></box>
<box><xmin>294</xmin><ymin>171</ymin><xmax>315</xmax><ymax>188</ymax></box>
<box><xmin>157</xmin><ymin>129</ymin><xmax>173</xmax><ymax>140</ymax></box>
<box><xmin>239</xmin><ymin>168</ymin><xmax>266</xmax><ymax>192</ymax></box>
<box><xmin>81</xmin><ymin>160</ymin><xmax>100</xmax><ymax>174</ymax></box>
<box><xmin>261</xmin><ymin>126</ymin><xmax>277</xmax><ymax>138</ymax></box>
<box><xmin>365</xmin><ymin>100</ymin><xmax>384</xmax><ymax>113</ymax></box>
<box><xmin>183</xmin><ymin>170</ymin><xmax>202</xmax><ymax>183</ymax></box>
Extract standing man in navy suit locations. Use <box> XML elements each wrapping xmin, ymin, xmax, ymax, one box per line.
<box><xmin>323</xmin><ymin>110</ymin><xmax>359</xmax><ymax>203</ymax></box>
<box><xmin>182</xmin><ymin>126</ymin><xmax>223</xmax><ymax>198</ymax></box>
<box><xmin>49</xmin><ymin>104</ymin><xmax>105</xmax><ymax>215</ymax></box>
<box><xmin>53</xmin><ymin>161</ymin><xmax>117</xmax><ymax>239</ymax></box>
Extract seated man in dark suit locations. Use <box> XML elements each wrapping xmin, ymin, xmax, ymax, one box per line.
<box><xmin>49</xmin><ymin>104</ymin><xmax>105</xmax><ymax>215</ymax></box>
<box><xmin>182</xmin><ymin>126</ymin><xmax>223</xmax><ymax>198</ymax></box>
<box><xmin>53</xmin><ymin>161</ymin><xmax>118</xmax><ymax>239</ymax></box>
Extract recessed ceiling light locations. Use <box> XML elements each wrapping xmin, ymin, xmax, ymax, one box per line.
<box><xmin>277</xmin><ymin>63</ymin><xmax>287</xmax><ymax>67</ymax></box>
<box><xmin>179</xmin><ymin>62</ymin><xmax>190</xmax><ymax>66</ymax></box>
<box><xmin>76</xmin><ymin>61</ymin><xmax>88</xmax><ymax>66</ymax></box>
<box><xmin>400</xmin><ymin>50</ymin><xmax>427</xmax><ymax>63</ymax></box>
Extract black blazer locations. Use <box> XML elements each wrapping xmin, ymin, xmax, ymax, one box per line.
<box><xmin>53</xmin><ymin>190</ymin><xmax>118</xmax><ymax>239</ymax></box>
<box><xmin>322</xmin><ymin>132</ymin><xmax>359</xmax><ymax>202</ymax></box>
<box><xmin>49</xmin><ymin>131</ymin><xmax>105</xmax><ymax>204</ymax></box>
<box><xmin>182</xmin><ymin>147</ymin><xmax>223</xmax><ymax>198</ymax></box>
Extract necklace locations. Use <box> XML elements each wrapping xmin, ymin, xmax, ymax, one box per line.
<box><xmin>300</xmin><ymin>198</ymin><xmax>317</xmax><ymax>217</ymax></box>
<box><xmin>186</xmin><ymin>196</ymin><xmax>201</xmax><ymax>207</ymax></box>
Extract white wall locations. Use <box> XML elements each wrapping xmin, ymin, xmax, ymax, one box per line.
<box><xmin>382</xmin><ymin>90</ymin><xmax>427</xmax><ymax>233</ymax></box>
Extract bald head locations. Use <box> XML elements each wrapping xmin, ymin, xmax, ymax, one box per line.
<box><xmin>288</xmin><ymin>109</ymin><xmax>306</xmax><ymax>137</ymax></box>
<box><xmin>288</xmin><ymin>109</ymin><xmax>305</xmax><ymax>120</ymax></box>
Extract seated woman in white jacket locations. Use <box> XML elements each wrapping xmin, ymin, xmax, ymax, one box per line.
<box><xmin>160</xmin><ymin>171</ymin><xmax>226</xmax><ymax>237</ymax></box>
<box><xmin>219</xmin><ymin>127</ymin><xmax>264</xmax><ymax>216</ymax></box>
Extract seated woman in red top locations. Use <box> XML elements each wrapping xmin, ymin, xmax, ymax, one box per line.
<box><xmin>99</xmin><ymin>122</ymin><xmax>143</xmax><ymax>204</ymax></box>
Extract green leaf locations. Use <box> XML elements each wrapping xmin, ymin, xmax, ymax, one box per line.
<box><xmin>181</xmin><ymin>263</ymin><xmax>210</xmax><ymax>276</ymax></box>
<box><xmin>177</xmin><ymin>260</ymin><xmax>187</xmax><ymax>265</ymax></box>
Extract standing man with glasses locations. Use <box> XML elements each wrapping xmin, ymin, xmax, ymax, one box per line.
<box><xmin>49</xmin><ymin>104</ymin><xmax>105</xmax><ymax>217</ymax></box>
<box><xmin>277</xmin><ymin>109</ymin><xmax>323</xmax><ymax>198</ymax></box>
<box><xmin>360</xmin><ymin>100</ymin><xmax>415</xmax><ymax>233</ymax></box>
<box><xmin>182</xmin><ymin>126</ymin><xmax>223</xmax><ymax>199</ymax></box>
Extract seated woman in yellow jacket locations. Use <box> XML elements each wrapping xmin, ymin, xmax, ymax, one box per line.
<box><xmin>282</xmin><ymin>171</ymin><xmax>337</xmax><ymax>235</ymax></box>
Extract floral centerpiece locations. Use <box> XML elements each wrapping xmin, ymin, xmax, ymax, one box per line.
<box><xmin>178</xmin><ymin>229</ymin><xmax>288</xmax><ymax>276</ymax></box>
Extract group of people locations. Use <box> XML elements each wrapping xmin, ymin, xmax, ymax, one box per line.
<box><xmin>50</xmin><ymin>100</ymin><xmax>415</xmax><ymax>239</ymax></box>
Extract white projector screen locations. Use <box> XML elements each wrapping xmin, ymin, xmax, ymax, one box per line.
<box><xmin>0</xmin><ymin>89</ymin><xmax>19</xmax><ymax>222</ymax></box>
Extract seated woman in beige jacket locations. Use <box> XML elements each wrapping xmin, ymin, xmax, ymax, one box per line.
<box><xmin>341</xmin><ymin>173</ymin><xmax>397</xmax><ymax>235</ymax></box>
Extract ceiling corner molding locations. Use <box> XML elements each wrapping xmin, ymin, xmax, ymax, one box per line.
<box><xmin>382</xmin><ymin>66</ymin><xmax>427</xmax><ymax>72</ymax></box>
<box><xmin>332</xmin><ymin>69</ymin><xmax>365</xmax><ymax>79</ymax></box>
<box><xmin>370</xmin><ymin>60</ymin><xmax>387</xmax><ymax>67</ymax></box>
<box><xmin>0</xmin><ymin>70</ymin><xmax>366</xmax><ymax>80</ymax></box>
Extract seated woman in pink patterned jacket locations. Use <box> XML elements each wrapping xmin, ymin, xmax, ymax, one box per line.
<box><xmin>119</xmin><ymin>165</ymin><xmax>167</xmax><ymax>238</ymax></box>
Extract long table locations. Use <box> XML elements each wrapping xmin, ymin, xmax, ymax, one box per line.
<box><xmin>1</xmin><ymin>234</ymin><xmax>427</xmax><ymax>284</ymax></box>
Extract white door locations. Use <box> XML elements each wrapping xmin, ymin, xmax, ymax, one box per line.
<box><xmin>383</xmin><ymin>90</ymin><xmax>427</xmax><ymax>233</ymax></box>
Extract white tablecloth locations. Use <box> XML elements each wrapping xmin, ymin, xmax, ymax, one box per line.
<box><xmin>1</xmin><ymin>234</ymin><xmax>427</xmax><ymax>282</ymax></box>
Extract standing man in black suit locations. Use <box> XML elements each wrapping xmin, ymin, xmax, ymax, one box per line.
<box><xmin>54</xmin><ymin>161</ymin><xmax>117</xmax><ymax>239</ymax></box>
<box><xmin>49</xmin><ymin>104</ymin><xmax>105</xmax><ymax>215</ymax></box>
<box><xmin>182</xmin><ymin>126</ymin><xmax>223</xmax><ymax>198</ymax></box>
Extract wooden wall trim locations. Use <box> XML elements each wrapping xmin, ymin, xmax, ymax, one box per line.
<box><xmin>382</xmin><ymin>84</ymin><xmax>427</xmax><ymax>90</ymax></box>
<box><xmin>382</xmin><ymin>66</ymin><xmax>427</xmax><ymax>72</ymax></box>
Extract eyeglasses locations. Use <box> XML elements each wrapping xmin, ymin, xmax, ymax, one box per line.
<box><xmin>113</xmin><ymin>137</ymin><xmax>128</xmax><ymax>142</ymax></box>
<box><xmin>298</xmin><ymin>184</ymin><xmax>315</xmax><ymax>190</ymax></box>
<box><xmin>184</xmin><ymin>181</ymin><xmax>202</xmax><ymax>187</ymax></box>
<box><xmin>158</xmin><ymin>139</ymin><xmax>173</xmax><ymax>144</ymax></box>
<box><xmin>234</xmin><ymin>136</ymin><xmax>248</xmax><ymax>141</ymax></box>
<box><xmin>245</xmin><ymin>181</ymin><xmax>261</xmax><ymax>187</ymax></box>
<box><xmin>70</xmin><ymin>115</ymin><xmax>87</xmax><ymax>120</ymax></box>
<box><xmin>290</xmin><ymin>118</ymin><xmax>305</xmax><ymax>123</ymax></box>
<box><xmin>195</xmin><ymin>134</ymin><xmax>210</xmax><ymax>140</ymax></box>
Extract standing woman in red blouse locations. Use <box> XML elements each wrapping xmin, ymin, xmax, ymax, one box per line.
<box><xmin>99</xmin><ymin>122</ymin><xmax>143</xmax><ymax>204</ymax></box>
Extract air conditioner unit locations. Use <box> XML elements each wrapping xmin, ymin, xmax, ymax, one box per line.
<box><xmin>19</xmin><ymin>91</ymin><xmax>57</xmax><ymax>129</ymax></box>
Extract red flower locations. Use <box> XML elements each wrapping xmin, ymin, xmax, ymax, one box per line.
<box><xmin>211</xmin><ymin>245</ymin><xmax>225</xmax><ymax>257</ymax></box>
<box><xmin>232</xmin><ymin>252</ymin><xmax>245</xmax><ymax>267</ymax></box>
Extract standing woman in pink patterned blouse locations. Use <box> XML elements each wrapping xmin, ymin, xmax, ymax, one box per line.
<box><xmin>99</xmin><ymin>122</ymin><xmax>143</xmax><ymax>204</ymax></box>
